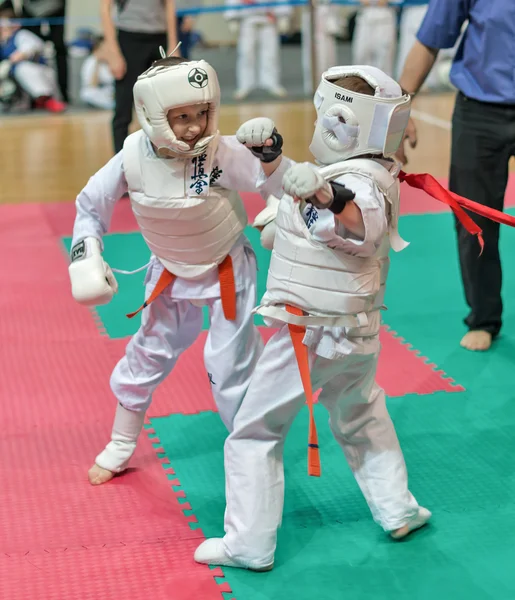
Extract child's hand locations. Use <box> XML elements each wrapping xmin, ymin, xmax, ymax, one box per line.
<box><xmin>236</xmin><ymin>118</ymin><xmax>283</xmax><ymax>163</ymax></box>
<box><xmin>107</xmin><ymin>46</ymin><xmax>127</xmax><ymax>80</ymax></box>
<box><xmin>283</xmin><ymin>164</ymin><xmax>333</xmax><ymax>208</ymax></box>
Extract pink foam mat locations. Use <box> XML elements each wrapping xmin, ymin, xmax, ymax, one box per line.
<box><xmin>0</xmin><ymin>200</ymin><xmax>463</xmax><ymax>599</ymax></box>
<box><xmin>0</xmin><ymin>204</ymin><xmax>226</xmax><ymax>600</ymax></box>
<box><xmin>0</xmin><ymin>539</ymin><xmax>227</xmax><ymax>600</ymax></box>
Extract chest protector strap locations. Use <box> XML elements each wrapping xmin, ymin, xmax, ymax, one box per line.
<box><xmin>126</xmin><ymin>255</ymin><xmax>237</xmax><ymax>321</ymax></box>
<box><xmin>286</xmin><ymin>305</ymin><xmax>321</xmax><ymax>478</ymax></box>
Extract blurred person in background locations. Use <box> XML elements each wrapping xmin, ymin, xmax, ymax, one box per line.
<box><xmin>352</xmin><ymin>0</ymin><xmax>401</xmax><ymax>77</ymax></box>
<box><xmin>17</xmin><ymin>0</ymin><xmax>68</xmax><ymax>102</ymax></box>
<box><xmin>224</xmin><ymin>0</ymin><xmax>292</xmax><ymax>100</ymax></box>
<box><xmin>395</xmin><ymin>0</ymin><xmax>457</xmax><ymax>91</ymax></box>
<box><xmin>397</xmin><ymin>0</ymin><xmax>515</xmax><ymax>352</ymax></box>
<box><xmin>80</xmin><ymin>35</ymin><xmax>114</xmax><ymax>110</ymax></box>
<box><xmin>301</xmin><ymin>0</ymin><xmax>341</xmax><ymax>84</ymax></box>
<box><xmin>178</xmin><ymin>15</ymin><xmax>202</xmax><ymax>60</ymax></box>
<box><xmin>0</xmin><ymin>1</ymin><xmax>65</xmax><ymax>112</ymax></box>
<box><xmin>100</xmin><ymin>0</ymin><xmax>178</xmax><ymax>153</ymax></box>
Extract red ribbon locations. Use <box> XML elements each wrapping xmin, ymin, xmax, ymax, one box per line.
<box><xmin>398</xmin><ymin>171</ymin><xmax>484</xmax><ymax>253</ymax></box>
<box><xmin>399</xmin><ymin>171</ymin><xmax>515</xmax><ymax>253</ymax></box>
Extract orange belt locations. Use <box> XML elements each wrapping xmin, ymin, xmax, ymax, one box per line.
<box><xmin>126</xmin><ymin>255</ymin><xmax>237</xmax><ymax>321</ymax></box>
<box><xmin>286</xmin><ymin>305</ymin><xmax>321</xmax><ymax>478</ymax></box>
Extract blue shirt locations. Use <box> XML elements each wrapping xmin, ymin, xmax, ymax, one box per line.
<box><xmin>417</xmin><ymin>0</ymin><xmax>515</xmax><ymax>104</ymax></box>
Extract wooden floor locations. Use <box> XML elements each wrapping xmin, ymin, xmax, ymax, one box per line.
<box><xmin>1</xmin><ymin>92</ymin><xmax>511</xmax><ymax>205</ymax></box>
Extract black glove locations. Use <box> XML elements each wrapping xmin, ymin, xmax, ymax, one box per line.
<box><xmin>248</xmin><ymin>129</ymin><xmax>283</xmax><ymax>163</ymax></box>
<box><xmin>306</xmin><ymin>182</ymin><xmax>356</xmax><ymax>215</ymax></box>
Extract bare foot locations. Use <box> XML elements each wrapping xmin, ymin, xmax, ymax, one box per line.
<box><xmin>88</xmin><ymin>463</ymin><xmax>115</xmax><ymax>485</ymax></box>
<box><xmin>391</xmin><ymin>507</ymin><xmax>431</xmax><ymax>540</ymax></box>
<box><xmin>460</xmin><ymin>330</ymin><xmax>492</xmax><ymax>351</ymax></box>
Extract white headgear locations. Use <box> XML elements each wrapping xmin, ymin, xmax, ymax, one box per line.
<box><xmin>309</xmin><ymin>65</ymin><xmax>411</xmax><ymax>165</ymax></box>
<box><xmin>133</xmin><ymin>57</ymin><xmax>220</xmax><ymax>157</ymax></box>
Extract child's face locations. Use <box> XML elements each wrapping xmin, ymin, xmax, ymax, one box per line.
<box><xmin>167</xmin><ymin>103</ymin><xmax>209</xmax><ymax>149</ymax></box>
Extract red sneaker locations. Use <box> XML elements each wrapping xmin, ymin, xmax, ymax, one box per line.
<box><xmin>41</xmin><ymin>97</ymin><xmax>67</xmax><ymax>113</ymax></box>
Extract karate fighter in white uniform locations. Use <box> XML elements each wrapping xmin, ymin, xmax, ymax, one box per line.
<box><xmin>352</xmin><ymin>0</ymin><xmax>402</xmax><ymax>77</ymax></box>
<box><xmin>195</xmin><ymin>66</ymin><xmax>431</xmax><ymax>571</ymax></box>
<box><xmin>301</xmin><ymin>0</ymin><xmax>341</xmax><ymax>86</ymax></box>
<box><xmin>225</xmin><ymin>0</ymin><xmax>292</xmax><ymax>99</ymax></box>
<box><xmin>68</xmin><ymin>54</ymin><xmax>292</xmax><ymax>486</ymax></box>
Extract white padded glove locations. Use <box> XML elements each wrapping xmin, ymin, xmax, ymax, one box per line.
<box><xmin>236</xmin><ymin>118</ymin><xmax>283</xmax><ymax>163</ymax></box>
<box><xmin>0</xmin><ymin>60</ymin><xmax>11</xmax><ymax>80</ymax></box>
<box><xmin>260</xmin><ymin>221</ymin><xmax>277</xmax><ymax>250</ymax></box>
<box><xmin>68</xmin><ymin>237</ymin><xmax>118</xmax><ymax>306</ymax></box>
<box><xmin>253</xmin><ymin>194</ymin><xmax>280</xmax><ymax>228</ymax></box>
<box><xmin>282</xmin><ymin>163</ymin><xmax>333</xmax><ymax>208</ymax></box>
<box><xmin>254</xmin><ymin>195</ymin><xmax>279</xmax><ymax>249</ymax></box>
<box><xmin>237</xmin><ymin>117</ymin><xmax>276</xmax><ymax>147</ymax></box>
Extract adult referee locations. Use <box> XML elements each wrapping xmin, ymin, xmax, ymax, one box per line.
<box><xmin>397</xmin><ymin>0</ymin><xmax>515</xmax><ymax>352</ymax></box>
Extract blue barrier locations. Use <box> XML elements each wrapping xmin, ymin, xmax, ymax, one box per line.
<box><xmin>1</xmin><ymin>0</ymin><xmax>426</xmax><ymax>25</ymax></box>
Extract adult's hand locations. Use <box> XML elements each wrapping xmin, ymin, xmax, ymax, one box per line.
<box><xmin>108</xmin><ymin>47</ymin><xmax>127</xmax><ymax>80</ymax></box>
<box><xmin>396</xmin><ymin>117</ymin><xmax>417</xmax><ymax>165</ymax></box>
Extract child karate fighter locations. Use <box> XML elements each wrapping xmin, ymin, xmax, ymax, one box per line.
<box><xmin>195</xmin><ymin>66</ymin><xmax>431</xmax><ymax>571</ymax></box>
<box><xmin>68</xmin><ymin>53</ymin><xmax>291</xmax><ymax>486</ymax></box>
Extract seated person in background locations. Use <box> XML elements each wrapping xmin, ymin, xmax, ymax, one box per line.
<box><xmin>80</xmin><ymin>36</ymin><xmax>115</xmax><ymax>110</ymax></box>
<box><xmin>0</xmin><ymin>1</ymin><xmax>65</xmax><ymax>112</ymax></box>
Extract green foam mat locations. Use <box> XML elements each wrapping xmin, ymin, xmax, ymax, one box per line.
<box><xmin>150</xmin><ymin>398</ymin><xmax>515</xmax><ymax>600</ymax></box>
<box><xmin>62</xmin><ymin>227</ymin><xmax>271</xmax><ymax>339</ymax></box>
<box><xmin>385</xmin><ymin>210</ymin><xmax>515</xmax><ymax>394</ymax></box>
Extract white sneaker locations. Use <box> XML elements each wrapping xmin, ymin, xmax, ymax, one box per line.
<box><xmin>194</xmin><ymin>538</ymin><xmax>273</xmax><ymax>572</ymax></box>
<box><xmin>390</xmin><ymin>507</ymin><xmax>432</xmax><ymax>540</ymax></box>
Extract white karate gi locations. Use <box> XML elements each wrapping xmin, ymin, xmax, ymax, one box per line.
<box><xmin>80</xmin><ymin>54</ymin><xmax>115</xmax><ymax>110</ymax></box>
<box><xmin>352</xmin><ymin>2</ymin><xmax>401</xmax><ymax>77</ymax></box>
<box><xmin>301</xmin><ymin>2</ymin><xmax>340</xmax><ymax>88</ymax></box>
<box><xmin>71</xmin><ymin>135</ymin><xmax>292</xmax><ymax>431</ymax></box>
<box><xmin>3</xmin><ymin>29</ymin><xmax>57</xmax><ymax>98</ymax></box>
<box><xmin>219</xmin><ymin>170</ymin><xmax>422</xmax><ymax>568</ymax></box>
<box><xmin>225</xmin><ymin>0</ymin><xmax>293</xmax><ymax>94</ymax></box>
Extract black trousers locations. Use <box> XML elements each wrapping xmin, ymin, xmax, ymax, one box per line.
<box><xmin>23</xmin><ymin>7</ymin><xmax>68</xmax><ymax>103</ymax></box>
<box><xmin>113</xmin><ymin>29</ymin><xmax>167</xmax><ymax>154</ymax></box>
<box><xmin>450</xmin><ymin>92</ymin><xmax>515</xmax><ymax>336</ymax></box>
